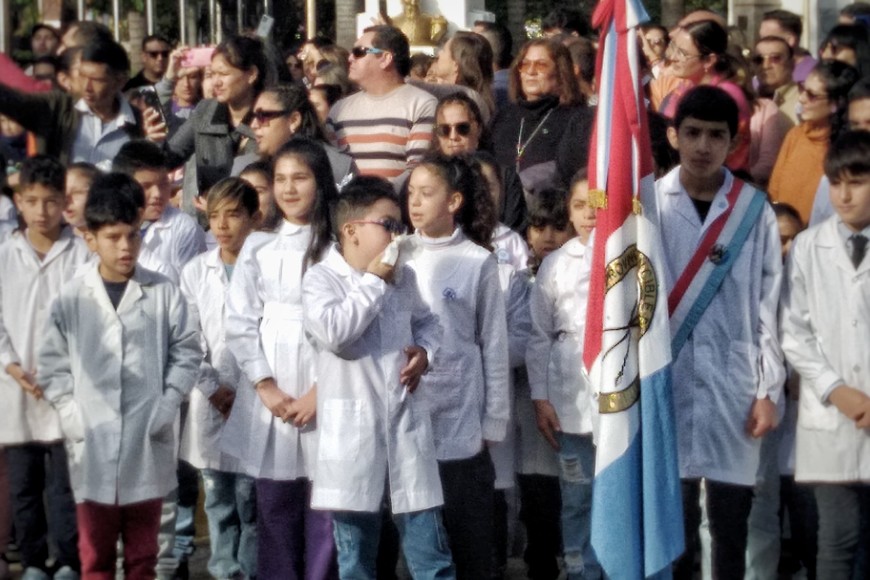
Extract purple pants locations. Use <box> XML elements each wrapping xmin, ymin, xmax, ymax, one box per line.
<box><xmin>256</xmin><ymin>478</ymin><xmax>338</xmax><ymax>580</ymax></box>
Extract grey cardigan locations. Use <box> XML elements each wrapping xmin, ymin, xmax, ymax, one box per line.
<box><xmin>165</xmin><ymin>98</ymin><xmax>258</xmax><ymax>197</ymax></box>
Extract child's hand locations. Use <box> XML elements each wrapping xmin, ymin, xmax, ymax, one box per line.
<box><xmin>399</xmin><ymin>346</ymin><xmax>428</xmax><ymax>393</ymax></box>
<box><xmin>255</xmin><ymin>378</ymin><xmax>295</xmax><ymax>419</ymax></box>
<box><xmin>6</xmin><ymin>363</ymin><xmax>43</xmax><ymax>400</ymax></box>
<box><xmin>829</xmin><ymin>386</ymin><xmax>870</xmax><ymax>428</ymax></box>
<box><xmin>208</xmin><ymin>386</ymin><xmax>236</xmax><ymax>420</ymax></box>
<box><xmin>533</xmin><ymin>400</ymin><xmax>561</xmax><ymax>451</ymax></box>
<box><xmin>366</xmin><ymin>251</ymin><xmax>395</xmax><ymax>283</ymax></box>
<box><xmin>149</xmin><ymin>396</ymin><xmax>180</xmax><ymax>442</ymax></box>
<box><xmin>286</xmin><ymin>384</ymin><xmax>317</xmax><ymax>428</ymax></box>
<box><xmin>746</xmin><ymin>397</ymin><xmax>777</xmax><ymax>438</ymax></box>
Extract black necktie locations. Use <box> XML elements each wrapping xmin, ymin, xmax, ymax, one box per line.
<box><xmin>850</xmin><ymin>234</ymin><xmax>868</xmax><ymax>269</ymax></box>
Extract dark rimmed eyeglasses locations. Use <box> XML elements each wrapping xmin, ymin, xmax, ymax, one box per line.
<box><xmin>435</xmin><ymin>122</ymin><xmax>473</xmax><ymax>137</ymax></box>
<box><xmin>252</xmin><ymin>109</ymin><xmax>289</xmax><ymax>123</ymax></box>
<box><xmin>348</xmin><ymin>217</ymin><xmax>407</xmax><ymax>235</ymax></box>
<box><xmin>351</xmin><ymin>46</ymin><xmax>387</xmax><ymax>59</ymax></box>
<box><xmin>146</xmin><ymin>50</ymin><xmax>170</xmax><ymax>59</ymax></box>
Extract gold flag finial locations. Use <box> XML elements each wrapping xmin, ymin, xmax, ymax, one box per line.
<box><xmin>632</xmin><ymin>197</ymin><xmax>643</xmax><ymax>215</ymax></box>
<box><xmin>589</xmin><ymin>189</ymin><xmax>608</xmax><ymax>210</ymax></box>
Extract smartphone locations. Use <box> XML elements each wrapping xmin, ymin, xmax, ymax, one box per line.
<box><xmin>181</xmin><ymin>47</ymin><xmax>215</xmax><ymax>68</ymax></box>
<box><xmin>256</xmin><ymin>14</ymin><xmax>274</xmax><ymax>38</ymax></box>
<box><xmin>132</xmin><ymin>86</ymin><xmax>167</xmax><ymax>126</ymax></box>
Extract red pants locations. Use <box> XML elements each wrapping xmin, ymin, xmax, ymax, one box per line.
<box><xmin>76</xmin><ymin>498</ymin><xmax>162</xmax><ymax>580</ymax></box>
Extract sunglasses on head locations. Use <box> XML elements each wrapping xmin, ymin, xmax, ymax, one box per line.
<box><xmin>348</xmin><ymin>217</ymin><xmax>407</xmax><ymax>235</ymax></box>
<box><xmin>435</xmin><ymin>122</ymin><xmax>473</xmax><ymax>137</ymax></box>
<box><xmin>252</xmin><ymin>109</ymin><xmax>288</xmax><ymax>123</ymax></box>
<box><xmin>146</xmin><ymin>50</ymin><xmax>170</xmax><ymax>59</ymax></box>
<box><xmin>351</xmin><ymin>46</ymin><xmax>387</xmax><ymax>59</ymax></box>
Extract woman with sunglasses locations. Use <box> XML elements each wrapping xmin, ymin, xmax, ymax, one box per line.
<box><xmin>769</xmin><ymin>60</ymin><xmax>859</xmax><ymax>223</ymax></box>
<box><xmin>490</xmin><ymin>39</ymin><xmax>592</xmax><ymax>199</ymax></box>
<box><xmin>430</xmin><ymin>92</ymin><xmax>526</xmax><ymax>230</ymax></box>
<box><xmin>251</xmin><ymin>84</ymin><xmax>356</xmax><ymax>188</ymax></box>
<box><xmin>162</xmin><ymin>35</ymin><xmax>274</xmax><ymax>204</ymax></box>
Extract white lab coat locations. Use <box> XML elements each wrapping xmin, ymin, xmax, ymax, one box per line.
<box><xmin>139</xmin><ymin>206</ymin><xmax>207</xmax><ymax>283</ymax></box>
<box><xmin>527</xmin><ymin>237</ymin><xmax>595</xmax><ymax>436</ymax></box>
<box><xmin>403</xmin><ymin>228</ymin><xmax>511</xmax><ymax>461</ymax></box>
<box><xmin>224</xmin><ymin>222</ymin><xmax>317</xmax><ymax>480</ymax></box>
<box><xmin>781</xmin><ymin>218</ymin><xmax>870</xmax><ymax>483</ymax></box>
<box><xmin>0</xmin><ymin>229</ymin><xmax>90</xmax><ymax>445</ymax></box>
<box><xmin>303</xmin><ymin>246</ymin><xmax>443</xmax><ymax>513</ymax></box>
<box><xmin>649</xmin><ymin>168</ymin><xmax>785</xmax><ymax>486</ymax></box>
<box><xmin>490</xmin><ymin>263</ymin><xmax>530</xmax><ymax>489</ymax></box>
<box><xmin>38</xmin><ymin>263</ymin><xmax>201</xmax><ymax>504</ymax></box>
<box><xmin>492</xmin><ymin>223</ymin><xmax>530</xmax><ymax>272</ymax></box>
<box><xmin>178</xmin><ymin>248</ymin><xmax>243</xmax><ymax>472</ymax></box>
<box><xmin>514</xmin><ymin>269</ymin><xmax>560</xmax><ymax>477</ymax></box>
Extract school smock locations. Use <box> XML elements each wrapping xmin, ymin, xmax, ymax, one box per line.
<box><xmin>649</xmin><ymin>167</ymin><xmax>785</xmax><ymax>487</ymax></box>
<box><xmin>527</xmin><ymin>237</ymin><xmax>596</xmax><ymax>436</ymax></box>
<box><xmin>139</xmin><ymin>205</ymin><xmax>207</xmax><ymax>284</ymax></box>
<box><xmin>781</xmin><ymin>218</ymin><xmax>870</xmax><ymax>483</ymax></box>
<box><xmin>224</xmin><ymin>221</ymin><xmax>317</xmax><ymax>480</ymax></box>
<box><xmin>303</xmin><ymin>246</ymin><xmax>443</xmax><ymax>513</ymax></box>
<box><xmin>490</xmin><ymin>263</ymin><xmax>532</xmax><ymax>489</ymax></box>
<box><xmin>403</xmin><ymin>228</ymin><xmax>510</xmax><ymax>461</ymax></box>
<box><xmin>38</xmin><ymin>263</ymin><xmax>201</xmax><ymax>505</ymax></box>
<box><xmin>492</xmin><ymin>223</ymin><xmax>530</xmax><ymax>273</ymax></box>
<box><xmin>178</xmin><ymin>248</ymin><xmax>244</xmax><ymax>473</ymax></box>
<box><xmin>513</xmin><ymin>270</ymin><xmax>560</xmax><ymax>477</ymax></box>
<box><xmin>0</xmin><ymin>228</ymin><xmax>90</xmax><ymax>445</ymax></box>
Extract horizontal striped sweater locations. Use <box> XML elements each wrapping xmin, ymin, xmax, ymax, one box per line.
<box><xmin>326</xmin><ymin>83</ymin><xmax>436</xmax><ymax>186</ymax></box>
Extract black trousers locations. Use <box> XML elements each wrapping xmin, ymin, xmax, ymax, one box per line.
<box><xmin>438</xmin><ymin>448</ymin><xmax>496</xmax><ymax>580</ymax></box>
<box><xmin>675</xmin><ymin>478</ymin><xmax>753</xmax><ymax>580</ymax></box>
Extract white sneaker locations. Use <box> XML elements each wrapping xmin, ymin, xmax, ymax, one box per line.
<box><xmin>21</xmin><ymin>567</ymin><xmax>51</xmax><ymax>580</ymax></box>
<box><xmin>53</xmin><ymin>566</ymin><xmax>80</xmax><ymax>580</ymax></box>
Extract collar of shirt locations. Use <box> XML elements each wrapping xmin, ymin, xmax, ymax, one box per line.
<box><xmin>836</xmin><ymin>220</ymin><xmax>870</xmax><ymax>246</ymax></box>
<box><xmin>278</xmin><ymin>220</ymin><xmax>310</xmax><ymax>237</ymax></box>
<box><xmin>74</xmin><ymin>94</ymin><xmax>137</xmax><ymax>125</ymax></box>
<box><xmin>417</xmin><ymin>226</ymin><xmax>465</xmax><ymax>249</ymax></box>
<box><xmin>773</xmin><ymin>82</ymin><xmax>798</xmax><ymax>107</ymax></box>
<box><xmin>659</xmin><ymin>165</ymin><xmax>734</xmax><ymax>200</ymax></box>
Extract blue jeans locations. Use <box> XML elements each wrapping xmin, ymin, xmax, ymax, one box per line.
<box><xmin>556</xmin><ymin>433</ymin><xmax>599</xmax><ymax>580</ymax></box>
<box><xmin>814</xmin><ymin>483</ymin><xmax>870</xmax><ymax>580</ymax></box>
<box><xmin>332</xmin><ymin>508</ymin><xmax>455</xmax><ymax>580</ymax></box>
<box><xmin>202</xmin><ymin>469</ymin><xmax>257</xmax><ymax>579</ymax></box>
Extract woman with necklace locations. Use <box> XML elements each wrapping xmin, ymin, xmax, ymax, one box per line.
<box><xmin>490</xmin><ymin>39</ymin><xmax>593</xmax><ymax>204</ymax></box>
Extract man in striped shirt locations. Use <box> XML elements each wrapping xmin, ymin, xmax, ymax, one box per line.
<box><xmin>327</xmin><ymin>25</ymin><xmax>436</xmax><ymax>189</ymax></box>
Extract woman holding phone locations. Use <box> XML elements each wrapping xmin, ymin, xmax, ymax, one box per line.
<box><xmin>155</xmin><ymin>35</ymin><xmax>275</xmax><ymax>200</ymax></box>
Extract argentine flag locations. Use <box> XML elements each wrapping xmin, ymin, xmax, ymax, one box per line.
<box><xmin>583</xmin><ymin>0</ymin><xmax>685</xmax><ymax>577</ymax></box>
